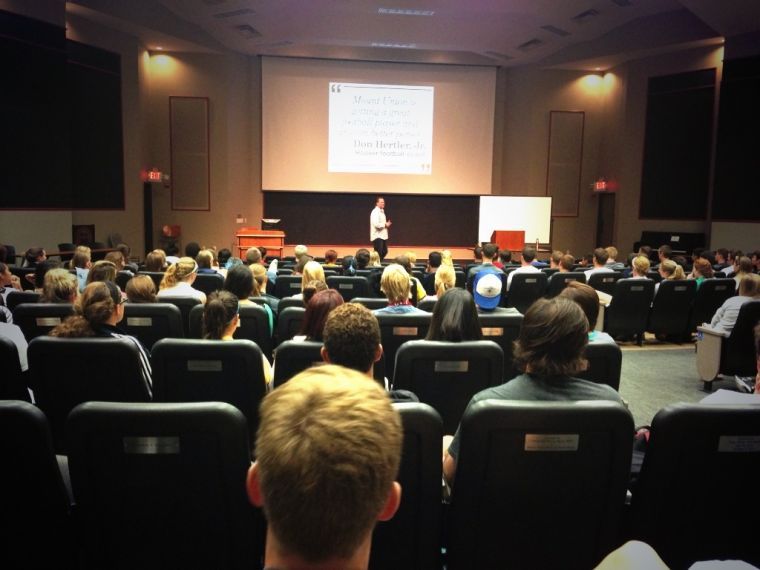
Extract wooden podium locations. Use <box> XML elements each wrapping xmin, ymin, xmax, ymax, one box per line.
<box><xmin>490</xmin><ymin>230</ymin><xmax>525</xmax><ymax>251</ymax></box>
<box><xmin>235</xmin><ymin>228</ymin><xmax>285</xmax><ymax>258</ymax></box>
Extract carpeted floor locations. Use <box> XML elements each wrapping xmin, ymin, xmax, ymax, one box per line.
<box><xmin>617</xmin><ymin>345</ymin><xmax>739</xmax><ymax>426</ymax></box>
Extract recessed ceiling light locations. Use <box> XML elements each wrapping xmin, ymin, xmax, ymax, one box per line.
<box><xmin>378</xmin><ymin>8</ymin><xmax>434</xmax><ymax>16</ymax></box>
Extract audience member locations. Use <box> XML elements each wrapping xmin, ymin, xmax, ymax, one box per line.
<box><xmin>549</xmin><ymin>250</ymin><xmax>563</xmax><ymax>270</ymax></box>
<box><xmin>125</xmin><ymin>274</ymin><xmax>157</xmax><ymax>303</ymax></box>
<box><xmin>290</xmin><ymin>261</ymin><xmax>325</xmax><ymax>300</ymax></box>
<box><xmin>559</xmin><ymin>281</ymin><xmax>615</xmax><ymax>345</ymax></box>
<box><xmin>184</xmin><ymin>242</ymin><xmax>201</xmax><ymax>260</ymax></box>
<box><xmin>222</xmin><ymin>264</ymin><xmax>274</xmax><ymax>333</ymax></box>
<box><xmin>423</xmin><ymin>251</ymin><xmax>442</xmax><ymax>293</ymax></box>
<box><xmin>690</xmin><ymin>258</ymin><xmax>714</xmax><ymax>289</ymax></box>
<box><xmin>0</xmin><ymin>262</ymin><xmax>23</xmax><ymax>305</ymax></box>
<box><xmin>506</xmin><ymin>247</ymin><xmax>541</xmax><ymax>291</ymax></box>
<box><xmin>246</xmin><ymin>365</ymin><xmax>402</xmax><ymax>570</ymax></box>
<box><xmin>293</xmin><ymin>289</ymin><xmax>344</xmax><ymax>342</ymax></box>
<box><xmin>355</xmin><ymin>248</ymin><xmax>371</xmax><ymax>269</ymax></box>
<box><xmin>429</xmin><ymin>264</ymin><xmax>456</xmax><ymax>300</ymax></box>
<box><xmin>605</xmin><ymin>246</ymin><xmax>625</xmax><ymax>271</ymax></box>
<box><xmin>196</xmin><ymin>249</ymin><xmax>218</xmax><ymax>274</ymax></box>
<box><xmin>0</xmin><ymin>316</ymin><xmax>28</xmax><ymax>373</ymax></box>
<box><xmin>703</xmin><ymin>274</ymin><xmax>760</xmax><ymax>335</ymax></box>
<box><xmin>732</xmin><ymin>256</ymin><xmax>754</xmax><ymax>290</ymax></box>
<box><xmin>341</xmin><ymin>255</ymin><xmax>357</xmax><ymax>276</ymax></box>
<box><xmin>157</xmin><ymin>257</ymin><xmax>206</xmax><ymax>303</ymax></box>
<box><xmin>302</xmin><ymin>280</ymin><xmax>328</xmax><ymax>305</ymax></box>
<box><xmin>583</xmin><ymin>248</ymin><xmax>615</xmax><ymax>281</ymax></box>
<box><xmin>85</xmin><ymin>260</ymin><xmax>117</xmax><ymax>286</ymax></box>
<box><xmin>115</xmin><ymin>243</ymin><xmax>139</xmax><ymax>273</ymax></box>
<box><xmin>656</xmin><ymin>245</ymin><xmax>673</xmax><ymax>268</ymax></box>
<box><xmin>751</xmin><ymin>250</ymin><xmax>760</xmax><ymax>273</ymax></box>
<box><xmin>441</xmin><ymin>250</ymin><xmax>454</xmax><ymax>267</ymax></box>
<box><xmin>144</xmin><ymin>249</ymin><xmax>167</xmax><ymax>272</ymax></box>
<box><xmin>105</xmin><ymin>251</ymin><xmax>129</xmax><ymax>274</ymax></box>
<box><xmin>245</xmin><ymin>247</ymin><xmax>261</xmax><ymax>265</ymax></box>
<box><xmin>50</xmin><ymin>281</ymin><xmax>152</xmax><ymax>395</ymax></box>
<box><xmin>472</xmin><ymin>271</ymin><xmax>507</xmax><ymax>313</ymax></box>
<box><xmin>40</xmin><ymin>268</ymin><xmax>78</xmax><ymax>303</ymax></box>
<box><xmin>426</xmin><ymin>288</ymin><xmax>482</xmax><ymax>342</ymax></box>
<box><xmin>29</xmin><ymin>260</ymin><xmax>58</xmax><ymax>291</ymax></box>
<box><xmin>323</xmin><ymin>249</ymin><xmax>339</xmax><ymax>267</ymax></box>
<box><xmin>467</xmin><ymin>243</ymin><xmax>499</xmax><ymax>278</ymax></box>
<box><xmin>714</xmin><ymin>248</ymin><xmax>730</xmax><ymax>271</ymax></box>
<box><xmin>368</xmin><ymin>250</ymin><xmax>382</xmax><ymax>268</ymax></box>
<box><xmin>218</xmin><ymin>249</ymin><xmax>234</xmax><ymax>272</ymax></box>
<box><xmin>164</xmin><ymin>244</ymin><xmax>180</xmax><ymax>264</ymax></box>
<box><xmin>498</xmin><ymin>249</ymin><xmax>513</xmax><ymax>267</ymax></box>
<box><xmin>658</xmin><ymin>259</ymin><xmax>685</xmax><ymax>282</ymax></box>
<box><xmin>630</xmin><ymin>255</ymin><xmax>651</xmax><ymax>278</ymax></box>
<box><xmin>558</xmin><ymin>254</ymin><xmax>575</xmax><ymax>273</ymax></box>
<box><xmin>393</xmin><ymin>254</ymin><xmax>426</xmax><ymax>301</ymax></box>
<box><xmin>23</xmin><ymin>247</ymin><xmax>46</xmax><ymax>268</ymax></box>
<box><xmin>374</xmin><ymin>264</ymin><xmax>424</xmax><ymax>314</ymax></box>
<box><xmin>443</xmin><ymin>296</ymin><xmax>623</xmax><ymax>483</ymax></box>
<box><xmin>251</xmin><ymin>263</ymin><xmax>279</xmax><ymax>312</ymax></box>
<box><xmin>70</xmin><ymin>249</ymin><xmax>92</xmax><ymax>292</ymax></box>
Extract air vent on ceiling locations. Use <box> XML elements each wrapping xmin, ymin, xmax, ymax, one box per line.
<box><xmin>517</xmin><ymin>38</ymin><xmax>544</xmax><ymax>52</ymax></box>
<box><xmin>485</xmin><ymin>50</ymin><xmax>514</xmax><ymax>61</ymax></box>
<box><xmin>541</xmin><ymin>25</ymin><xmax>570</xmax><ymax>37</ymax></box>
<box><xmin>610</xmin><ymin>0</ymin><xmax>632</xmax><ymax>6</ymax></box>
<box><xmin>213</xmin><ymin>8</ymin><xmax>255</xmax><ymax>19</ymax></box>
<box><xmin>234</xmin><ymin>24</ymin><xmax>261</xmax><ymax>39</ymax></box>
<box><xmin>572</xmin><ymin>8</ymin><xmax>600</xmax><ymax>24</ymax></box>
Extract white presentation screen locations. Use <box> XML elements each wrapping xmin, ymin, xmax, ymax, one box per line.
<box><xmin>478</xmin><ymin>196</ymin><xmax>552</xmax><ymax>244</ymax></box>
<box><xmin>262</xmin><ymin>57</ymin><xmax>496</xmax><ymax>195</ymax></box>
<box><xmin>328</xmin><ymin>82</ymin><xmax>434</xmax><ymax>175</ymax></box>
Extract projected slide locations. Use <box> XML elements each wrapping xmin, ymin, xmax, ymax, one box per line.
<box><xmin>328</xmin><ymin>82</ymin><xmax>434</xmax><ymax>175</ymax></box>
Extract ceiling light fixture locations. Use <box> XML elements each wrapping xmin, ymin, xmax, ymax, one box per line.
<box><xmin>378</xmin><ymin>8</ymin><xmax>434</xmax><ymax>16</ymax></box>
<box><xmin>371</xmin><ymin>41</ymin><xmax>417</xmax><ymax>49</ymax></box>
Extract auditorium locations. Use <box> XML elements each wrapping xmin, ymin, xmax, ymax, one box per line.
<box><xmin>1</xmin><ymin>1</ymin><xmax>759</xmax><ymax>568</ymax></box>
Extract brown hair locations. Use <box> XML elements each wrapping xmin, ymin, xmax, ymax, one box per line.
<box><xmin>299</xmin><ymin>289</ymin><xmax>344</xmax><ymax>341</ymax></box>
<box><xmin>323</xmin><ymin>303</ymin><xmax>380</xmax><ymax>373</ymax></box>
<box><xmin>202</xmin><ymin>290</ymin><xmax>238</xmax><ymax>340</ymax></box>
<box><xmin>86</xmin><ymin>260</ymin><xmax>117</xmax><ymax>285</ymax></box>
<box><xmin>104</xmin><ymin>251</ymin><xmax>125</xmax><ymax>270</ymax></box>
<box><xmin>125</xmin><ymin>274</ymin><xmax>157</xmax><ymax>303</ymax></box>
<box><xmin>559</xmin><ymin>281</ymin><xmax>599</xmax><ymax>330</ymax></box>
<box><xmin>693</xmin><ymin>258</ymin><xmax>714</xmax><ymax>279</ymax></box>
<box><xmin>50</xmin><ymin>281</ymin><xmax>121</xmax><ymax>337</ymax></box>
<box><xmin>559</xmin><ymin>254</ymin><xmax>575</xmax><ymax>272</ymax></box>
<box><xmin>144</xmin><ymin>250</ymin><xmax>166</xmax><ymax>272</ymax></box>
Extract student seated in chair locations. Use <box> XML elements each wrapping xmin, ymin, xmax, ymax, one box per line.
<box><xmin>247</xmin><ymin>365</ymin><xmax>403</xmax><ymax>570</ymax></box>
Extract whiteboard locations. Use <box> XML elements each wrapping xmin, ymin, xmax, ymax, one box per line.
<box><xmin>478</xmin><ymin>196</ymin><xmax>552</xmax><ymax>244</ymax></box>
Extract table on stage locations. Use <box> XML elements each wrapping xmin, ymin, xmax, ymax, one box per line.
<box><xmin>235</xmin><ymin>228</ymin><xmax>285</xmax><ymax>258</ymax></box>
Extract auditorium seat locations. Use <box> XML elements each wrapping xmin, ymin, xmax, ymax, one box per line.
<box><xmin>478</xmin><ymin>311</ymin><xmax>523</xmax><ymax>378</ymax></box>
<box><xmin>604</xmin><ymin>278</ymin><xmax>655</xmax><ymax>345</ymax></box>
<box><xmin>587</xmin><ymin>272</ymin><xmax>623</xmax><ymax>296</ymax></box>
<box><xmin>376</xmin><ymin>313</ymin><xmax>432</xmax><ymax>380</ymax></box>
<box><xmin>10</xmin><ymin>266</ymin><xmax>36</xmax><ymax>291</ymax></box>
<box><xmin>5</xmin><ymin>289</ymin><xmax>40</xmax><ymax>312</ymax></box>
<box><xmin>579</xmin><ymin>343</ymin><xmax>623</xmax><ymax>391</ymax></box>
<box><xmin>122</xmin><ymin>303</ymin><xmax>184</xmax><ymax>350</ymax></box>
<box><xmin>506</xmin><ymin>272</ymin><xmax>547</xmax><ymax>313</ymax></box>
<box><xmin>272</xmin><ymin>340</ymin><xmax>324</xmax><ymax>387</ymax></box>
<box><xmin>688</xmin><ymin>278</ymin><xmax>735</xmax><ymax>332</ymax></box>
<box><xmin>370</xmin><ymin>403</ymin><xmax>443</xmax><ymax>570</ymax></box>
<box><xmin>13</xmin><ymin>302</ymin><xmax>75</xmax><ymax>341</ymax></box>
<box><xmin>392</xmin><ymin>340</ymin><xmax>504</xmax><ymax>434</ymax></box>
<box><xmin>351</xmin><ymin>297</ymin><xmax>389</xmax><ymax>310</ymax></box>
<box><xmin>417</xmin><ymin>297</ymin><xmax>437</xmax><ymax>312</ymax></box>
<box><xmin>546</xmin><ymin>272</ymin><xmax>586</xmax><ymax>297</ymax></box>
<box><xmin>274</xmin><ymin>306</ymin><xmax>305</xmax><ymax>346</ymax></box>
<box><xmin>447</xmin><ymin>400</ymin><xmax>633</xmax><ymax>570</ymax></box>
<box><xmin>0</xmin><ymin>335</ymin><xmax>31</xmax><ymax>401</ymax></box>
<box><xmin>115</xmin><ymin>270</ymin><xmax>132</xmax><ymax>291</ymax></box>
<box><xmin>67</xmin><ymin>401</ymin><xmax>261</xmax><ymax>570</ymax></box>
<box><xmin>155</xmin><ymin>296</ymin><xmax>201</xmax><ymax>337</ymax></box>
<box><xmin>188</xmin><ymin>303</ymin><xmax>274</xmax><ymax>360</ymax></box>
<box><xmin>192</xmin><ymin>272</ymin><xmax>224</xmax><ymax>296</ymax></box>
<box><xmin>136</xmin><ymin>270</ymin><xmax>164</xmax><ymax>290</ymax></box>
<box><xmin>629</xmin><ymin>403</ymin><xmax>760</xmax><ymax>568</ymax></box>
<box><xmin>274</xmin><ymin>275</ymin><xmax>303</xmax><ymax>299</ymax></box>
<box><xmin>327</xmin><ymin>275</ymin><xmax>369</xmax><ymax>301</ymax></box>
<box><xmin>647</xmin><ymin>280</ymin><xmax>697</xmax><ymax>340</ymax></box>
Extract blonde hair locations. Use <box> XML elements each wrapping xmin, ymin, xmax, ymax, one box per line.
<box><xmin>632</xmin><ymin>255</ymin><xmax>650</xmax><ymax>276</ymax></box>
<box><xmin>301</xmin><ymin>260</ymin><xmax>325</xmax><ymax>293</ymax></box>
<box><xmin>104</xmin><ymin>251</ymin><xmax>125</xmax><ymax>270</ymax></box>
<box><xmin>405</xmin><ymin>251</ymin><xmax>417</xmax><ymax>265</ymax></box>
<box><xmin>434</xmin><ymin>264</ymin><xmax>456</xmax><ymax>297</ymax></box>
<box><xmin>605</xmin><ymin>246</ymin><xmax>618</xmax><ymax>261</ymax></box>
<box><xmin>40</xmin><ymin>268</ymin><xmax>78</xmax><ymax>303</ymax></box>
<box><xmin>196</xmin><ymin>249</ymin><xmax>215</xmax><ymax>269</ymax></box>
<box><xmin>441</xmin><ymin>250</ymin><xmax>454</xmax><ymax>267</ymax></box>
<box><xmin>368</xmin><ymin>251</ymin><xmax>381</xmax><ymax>267</ymax></box>
<box><xmin>70</xmin><ymin>250</ymin><xmax>91</xmax><ymax>270</ymax></box>
<box><xmin>251</xmin><ymin>263</ymin><xmax>267</xmax><ymax>295</ymax></box>
<box><xmin>50</xmin><ymin>281</ymin><xmax>120</xmax><ymax>337</ymax></box>
<box><xmin>380</xmin><ymin>263</ymin><xmax>410</xmax><ymax>303</ymax></box>
<box><xmin>660</xmin><ymin>259</ymin><xmax>685</xmax><ymax>280</ymax></box>
<box><xmin>144</xmin><ymin>250</ymin><xmax>166</xmax><ymax>272</ymax></box>
<box><xmin>255</xmin><ymin>365</ymin><xmax>402</xmax><ymax>562</ymax></box>
<box><xmin>160</xmin><ymin>257</ymin><xmax>197</xmax><ymax>290</ymax></box>
<box><xmin>738</xmin><ymin>273</ymin><xmax>760</xmax><ymax>297</ymax></box>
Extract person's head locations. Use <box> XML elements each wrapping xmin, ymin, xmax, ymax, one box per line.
<box><xmin>218</xmin><ymin>248</ymin><xmax>232</xmax><ymax>267</ymax></box>
<box><xmin>472</xmin><ymin>270</ymin><xmax>502</xmax><ymax>310</ymax></box>
<box><xmin>592</xmin><ymin>247</ymin><xmax>609</xmax><ymax>267</ymax></box>
<box><xmin>71</xmin><ymin>250</ymin><xmax>92</xmax><ymax>270</ymax></box>
<box><xmin>245</xmin><ymin>247</ymin><xmax>262</xmax><ymax>265</ymax></box>
<box><xmin>294</xmin><ymin>244</ymin><xmax>309</xmax><ymax>260</ymax></box>
<box><xmin>605</xmin><ymin>246</ymin><xmax>618</xmax><ymax>262</ymax></box>
<box><xmin>224</xmin><ymin>264</ymin><xmax>255</xmax><ymax>301</ymax></box>
<box><xmin>659</xmin><ymin>259</ymin><xmax>685</xmax><ymax>280</ymax></box>
<box><xmin>638</xmin><ymin>245</ymin><xmax>652</xmax><ymax>258</ymax></box>
<box><xmin>368</xmin><ymin>250</ymin><xmax>381</xmax><ymax>267</ymax></box>
<box><xmin>202</xmin><ymin>290</ymin><xmax>239</xmax><ymax>340</ymax></box>
<box><xmin>559</xmin><ymin>281</ymin><xmax>599</xmax><ymax>330</ymax></box>
<box><xmin>160</xmin><ymin>257</ymin><xmax>198</xmax><ymax>289</ymax></box>
<box><xmin>513</xmin><ymin>297</ymin><xmax>588</xmax><ymax>377</ymax></box>
<box><xmin>248</xmin><ymin>365</ymin><xmax>402</xmax><ymax>567</ymax></box>
<box><xmin>499</xmin><ymin>250</ymin><xmax>512</xmax><ymax>264</ymax></box>
<box><xmin>341</xmin><ymin>255</ymin><xmax>357</xmax><ymax>276</ymax></box>
<box><xmin>751</xmin><ymin>250</ymin><xmax>760</xmax><ymax>270</ymax></box>
<box><xmin>0</xmin><ymin>262</ymin><xmax>11</xmax><ymax>286</ymax></box>
<box><xmin>427</xmin><ymin>251</ymin><xmax>442</xmax><ymax>270</ymax></box>
<box><xmin>86</xmin><ymin>260</ymin><xmax>117</xmax><ymax>285</ymax></box>
<box><xmin>380</xmin><ymin>264</ymin><xmax>410</xmax><ymax>303</ymax></box>
<box><xmin>376</xmin><ymin>196</ymin><xmax>385</xmax><ymax>209</ymax></box>
<box><xmin>631</xmin><ymin>255</ymin><xmax>651</xmax><ymax>277</ymax></box>
<box><xmin>736</xmin><ymin>256</ymin><xmax>753</xmax><ymax>276</ymax></box>
<box><xmin>521</xmin><ymin>247</ymin><xmax>536</xmax><ymax>265</ymax></box>
<box><xmin>125</xmin><ymin>274</ymin><xmax>157</xmax><ymax>303</ymax></box>
<box><xmin>550</xmin><ymin>250</ymin><xmax>563</xmax><ymax>268</ymax></box>
<box><xmin>737</xmin><ymin>274</ymin><xmax>760</xmax><ymax>298</ymax></box>
<box><xmin>251</xmin><ymin>263</ymin><xmax>268</xmax><ymax>295</ymax></box>
<box><xmin>196</xmin><ymin>249</ymin><xmax>215</xmax><ymax>269</ymax></box>
<box><xmin>405</xmin><ymin>251</ymin><xmax>417</xmax><ymax>265</ymax></box>
<box><xmin>434</xmin><ymin>264</ymin><xmax>456</xmax><ymax>297</ymax></box>
<box><xmin>482</xmin><ymin>243</ymin><xmax>498</xmax><ymax>262</ymax></box>
<box><xmin>40</xmin><ymin>268</ymin><xmax>78</xmax><ymax>303</ymax></box>
<box><xmin>301</xmin><ymin>261</ymin><xmax>325</xmax><ymax>292</ymax></box>
<box><xmin>299</xmin><ymin>289</ymin><xmax>344</xmax><ymax>341</ymax></box>
<box><xmin>559</xmin><ymin>254</ymin><xmax>575</xmax><ymax>272</ymax></box>
<box><xmin>322</xmin><ymin>303</ymin><xmax>382</xmax><ymax>374</ymax></box>
<box><xmin>51</xmin><ymin>281</ymin><xmax>124</xmax><ymax>337</ymax></box>
<box><xmin>426</xmin><ymin>288</ymin><xmax>482</xmax><ymax>342</ymax></box>
<box><xmin>33</xmin><ymin>260</ymin><xmax>58</xmax><ymax>289</ymax></box>
<box><xmin>692</xmin><ymin>258</ymin><xmax>714</xmax><ymax>279</ymax></box>
<box><xmin>258</xmin><ymin>246</ymin><xmax>268</xmax><ymax>259</ymax></box>
<box><xmin>104</xmin><ymin>251</ymin><xmax>125</xmax><ymax>271</ymax></box>
<box><xmin>658</xmin><ymin>245</ymin><xmax>672</xmax><ymax>261</ymax></box>
<box><xmin>25</xmin><ymin>247</ymin><xmax>46</xmax><ymax>266</ymax></box>
<box><xmin>145</xmin><ymin>249</ymin><xmax>167</xmax><ymax>272</ymax></box>
<box><xmin>302</xmin><ymin>280</ymin><xmax>328</xmax><ymax>304</ymax></box>
<box><xmin>184</xmin><ymin>242</ymin><xmax>201</xmax><ymax>260</ymax></box>
<box><xmin>715</xmin><ymin>248</ymin><xmax>729</xmax><ymax>264</ymax></box>
<box><xmin>116</xmin><ymin>243</ymin><xmax>131</xmax><ymax>260</ymax></box>
<box><xmin>394</xmin><ymin>254</ymin><xmax>412</xmax><ymax>274</ymax></box>
<box><xmin>324</xmin><ymin>249</ymin><xmax>338</xmax><ymax>264</ymax></box>
<box><xmin>473</xmin><ymin>246</ymin><xmax>483</xmax><ymax>261</ymax></box>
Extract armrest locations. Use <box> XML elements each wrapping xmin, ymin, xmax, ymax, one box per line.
<box><xmin>697</xmin><ymin>325</ymin><xmax>729</xmax><ymax>338</ymax></box>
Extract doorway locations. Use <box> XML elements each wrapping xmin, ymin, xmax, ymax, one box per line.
<box><xmin>595</xmin><ymin>193</ymin><xmax>615</xmax><ymax>247</ymax></box>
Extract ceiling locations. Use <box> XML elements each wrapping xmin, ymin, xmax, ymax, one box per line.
<box><xmin>67</xmin><ymin>0</ymin><xmax>760</xmax><ymax>70</ymax></box>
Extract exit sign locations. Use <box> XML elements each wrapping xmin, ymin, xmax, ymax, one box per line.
<box><xmin>148</xmin><ymin>170</ymin><xmax>162</xmax><ymax>182</ymax></box>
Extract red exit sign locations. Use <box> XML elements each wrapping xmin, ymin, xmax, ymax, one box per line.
<box><xmin>148</xmin><ymin>170</ymin><xmax>162</xmax><ymax>182</ymax></box>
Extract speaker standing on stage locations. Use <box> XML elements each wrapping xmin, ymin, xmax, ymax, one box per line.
<box><xmin>370</xmin><ymin>196</ymin><xmax>392</xmax><ymax>261</ymax></box>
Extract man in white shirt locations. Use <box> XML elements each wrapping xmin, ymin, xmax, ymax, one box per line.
<box><xmin>370</xmin><ymin>197</ymin><xmax>391</xmax><ymax>261</ymax></box>
<box><xmin>584</xmin><ymin>248</ymin><xmax>616</xmax><ymax>281</ymax></box>
<box><xmin>506</xmin><ymin>247</ymin><xmax>541</xmax><ymax>291</ymax></box>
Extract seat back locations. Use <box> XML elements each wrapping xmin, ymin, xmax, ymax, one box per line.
<box><xmin>578</xmin><ymin>342</ymin><xmax>623</xmax><ymax>390</ymax></box>
<box><xmin>605</xmin><ymin>278</ymin><xmax>655</xmax><ymax>340</ymax></box>
<box><xmin>189</xmin><ymin>304</ymin><xmax>274</xmax><ymax>360</ymax></box>
<box><xmin>587</xmin><ymin>272</ymin><xmax>623</xmax><ymax>296</ymax></box>
<box><xmin>648</xmin><ymin>279</ymin><xmax>697</xmax><ymax>337</ymax></box>
<box><xmin>417</xmin><ymin>297</ymin><xmax>437</xmax><ymax>312</ymax></box>
<box><xmin>721</xmin><ymin>300</ymin><xmax>760</xmax><ymax>376</ymax></box>
<box><xmin>57</xmin><ymin>242</ymin><xmax>76</xmax><ymax>262</ymax></box>
<box><xmin>448</xmin><ymin>400</ymin><xmax>634</xmax><ymax>570</ymax></box>
<box><xmin>0</xmin><ymin>401</ymin><xmax>74</xmax><ymax>569</ymax></box>
<box><xmin>67</xmin><ymin>401</ymin><xmax>261</xmax><ymax>570</ymax></box>
<box><xmin>10</xmin><ymin>266</ymin><xmax>36</xmax><ymax>290</ymax></box>
<box><xmin>274</xmin><ymin>275</ymin><xmax>303</xmax><ymax>299</ymax></box>
<box><xmin>506</xmin><ymin>271</ymin><xmax>547</xmax><ymax>313</ymax></box>
<box><xmin>478</xmin><ymin>312</ymin><xmax>523</xmax><ymax>378</ymax></box>
<box><xmin>13</xmin><ymin>302</ymin><xmax>75</xmax><ymax>341</ymax></box>
<box><xmin>370</xmin><ymin>403</ymin><xmax>443</xmax><ymax>570</ymax></box>
<box><xmin>0</xmin><ymin>335</ymin><xmax>31</xmax><ymax>401</ymax></box>
<box><xmin>122</xmin><ymin>303</ymin><xmax>184</xmax><ymax>349</ymax></box>
<box><xmin>6</xmin><ymin>289</ymin><xmax>40</xmax><ymax>311</ymax></box>
<box><xmin>645</xmin><ymin>270</ymin><xmax>662</xmax><ymax>283</ymax></box>
<box><xmin>276</xmin><ymin>296</ymin><xmax>304</xmax><ymax>312</ymax></box>
<box><xmin>192</xmin><ymin>272</ymin><xmax>224</xmax><ymax>296</ymax></box>
<box><xmin>115</xmin><ymin>270</ymin><xmax>132</xmax><ymax>291</ymax></box>
<box><xmin>272</xmin><ymin>340</ymin><xmax>324</xmax><ymax>387</ymax></box>
<box><xmin>350</xmin><ymin>297</ymin><xmax>388</xmax><ymax>310</ymax></box>
<box><xmin>275</xmin><ymin>306</ymin><xmax>306</xmax><ymax>346</ymax></box>
<box><xmin>393</xmin><ymin>340</ymin><xmax>504</xmax><ymax>434</ymax></box>
<box><xmin>28</xmin><ymin>337</ymin><xmax>151</xmax><ymax>453</ymax></box>
<box><xmin>155</xmin><ymin>296</ymin><xmax>202</xmax><ymax>336</ymax></box>
<box><xmin>630</xmin><ymin>403</ymin><xmax>760</xmax><ymax>568</ymax></box>
<box><xmin>151</xmin><ymin>339</ymin><xmax>267</xmax><ymax>445</ymax></box>
<box><xmin>377</xmin><ymin>313</ymin><xmax>432</xmax><ymax>380</ymax></box>
<box><xmin>546</xmin><ymin>272</ymin><xmax>586</xmax><ymax>297</ymax></box>
<box><xmin>137</xmin><ymin>271</ymin><xmax>165</xmax><ymax>290</ymax></box>
<box><xmin>326</xmin><ymin>275</ymin><xmax>369</xmax><ymax>301</ymax></box>
<box><xmin>689</xmin><ymin>278</ymin><xmax>736</xmax><ymax>331</ymax></box>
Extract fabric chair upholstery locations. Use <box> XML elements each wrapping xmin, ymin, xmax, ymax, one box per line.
<box><xmin>587</xmin><ymin>272</ymin><xmax>623</xmax><ymax>296</ymax></box>
<box><xmin>273</xmin><ymin>275</ymin><xmax>303</xmax><ymax>299</ymax></box>
<box><xmin>5</xmin><ymin>290</ymin><xmax>41</xmax><ymax>312</ymax></box>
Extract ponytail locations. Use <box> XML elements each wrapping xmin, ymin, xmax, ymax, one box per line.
<box><xmin>160</xmin><ymin>257</ymin><xmax>197</xmax><ymax>290</ymax></box>
<box><xmin>202</xmin><ymin>290</ymin><xmax>238</xmax><ymax>340</ymax></box>
<box><xmin>50</xmin><ymin>281</ymin><xmax>119</xmax><ymax>337</ymax></box>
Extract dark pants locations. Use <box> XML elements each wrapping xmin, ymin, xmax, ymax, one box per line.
<box><xmin>373</xmin><ymin>238</ymin><xmax>388</xmax><ymax>261</ymax></box>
